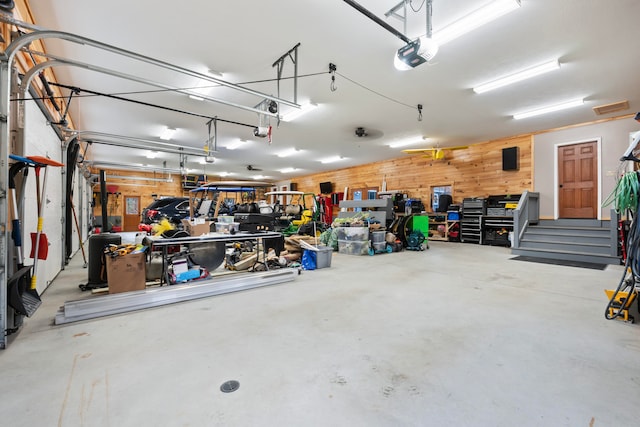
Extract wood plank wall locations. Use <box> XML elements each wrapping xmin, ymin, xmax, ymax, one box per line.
<box><xmin>91</xmin><ymin>171</ymin><xmax>183</xmax><ymax>223</ymax></box>
<box><xmin>293</xmin><ymin>134</ymin><xmax>533</xmax><ymax>206</ymax></box>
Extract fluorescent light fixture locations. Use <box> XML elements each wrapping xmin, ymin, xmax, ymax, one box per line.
<box><xmin>320</xmin><ymin>156</ymin><xmax>344</xmax><ymax>164</ymax></box>
<box><xmin>146</xmin><ymin>151</ymin><xmax>158</xmax><ymax>159</ymax></box>
<box><xmin>474</xmin><ymin>60</ymin><xmax>560</xmax><ymax>94</ymax></box>
<box><xmin>433</xmin><ymin>0</ymin><xmax>521</xmax><ymax>46</ymax></box>
<box><xmin>387</xmin><ymin>135</ymin><xmax>427</xmax><ymax>148</ymax></box>
<box><xmin>512</xmin><ymin>98</ymin><xmax>585</xmax><ymax>120</ymax></box>
<box><xmin>198</xmin><ymin>157</ymin><xmax>216</xmax><ymax>165</ymax></box>
<box><xmin>279</xmin><ymin>167</ymin><xmax>297</xmax><ymax>174</ymax></box>
<box><xmin>218</xmin><ymin>172</ymin><xmax>231</xmax><ymax>177</ymax></box>
<box><xmin>224</xmin><ymin>139</ymin><xmax>247</xmax><ymax>150</ymax></box>
<box><xmin>252</xmin><ymin>175</ymin><xmax>267</xmax><ymax>180</ymax></box>
<box><xmin>159</xmin><ymin>127</ymin><xmax>177</xmax><ymax>140</ymax></box>
<box><xmin>276</xmin><ymin>148</ymin><xmax>299</xmax><ymax>157</ymax></box>
<box><xmin>281</xmin><ymin>102</ymin><xmax>318</xmax><ymax>122</ymax></box>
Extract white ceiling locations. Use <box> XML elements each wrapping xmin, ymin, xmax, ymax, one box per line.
<box><xmin>23</xmin><ymin>0</ymin><xmax>640</xmax><ymax>180</ymax></box>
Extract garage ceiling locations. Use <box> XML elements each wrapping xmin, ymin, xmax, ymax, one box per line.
<box><xmin>21</xmin><ymin>0</ymin><xmax>640</xmax><ymax>180</ymax></box>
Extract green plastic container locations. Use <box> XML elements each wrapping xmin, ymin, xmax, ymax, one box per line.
<box><xmin>411</xmin><ymin>215</ymin><xmax>430</xmax><ymax>235</ymax></box>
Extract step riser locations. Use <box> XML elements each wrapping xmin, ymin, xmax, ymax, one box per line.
<box><xmin>538</xmin><ymin>219</ymin><xmax>611</xmax><ymax>228</ymax></box>
<box><xmin>523</xmin><ymin>234</ymin><xmax>611</xmax><ymax>244</ymax></box>
<box><xmin>526</xmin><ymin>228</ymin><xmax>610</xmax><ymax>238</ymax></box>
<box><xmin>519</xmin><ymin>241</ymin><xmax>613</xmax><ymax>255</ymax></box>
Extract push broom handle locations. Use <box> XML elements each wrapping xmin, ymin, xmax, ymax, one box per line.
<box><xmin>30</xmin><ymin>165</ymin><xmax>47</xmax><ymax>290</ymax></box>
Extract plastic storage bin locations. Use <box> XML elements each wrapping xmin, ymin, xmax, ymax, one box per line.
<box><xmin>338</xmin><ymin>239</ymin><xmax>370</xmax><ymax>255</ymax></box>
<box><xmin>215</xmin><ymin>222</ymin><xmax>239</xmax><ymax>233</ymax></box>
<box><xmin>217</xmin><ymin>215</ymin><xmax>235</xmax><ymax>223</ymax></box>
<box><xmin>371</xmin><ymin>241</ymin><xmax>387</xmax><ymax>252</ymax></box>
<box><xmin>315</xmin><ymin>245</ymin><xmax>333</xmax><ymax>268</ymax></box>
<box><xmin>335</xmin><ymin>226</ymin><xmax>369</xmax><ymax>241</ymax></box>
<box><xmin>371</xmin><ymin>230</ymin><xmax>386</xmax><ymax>243</ymax></box>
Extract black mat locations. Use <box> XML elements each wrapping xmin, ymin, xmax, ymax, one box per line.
<box><xmin>510</xmin><ymin>255</ymin><xmax>607</xmax><ymax>270</ymax></box>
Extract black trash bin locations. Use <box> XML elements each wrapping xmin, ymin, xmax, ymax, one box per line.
<box><xmin>86</xmin><ymin>233</ymin><xmax>121</xmax><ymax>288</ymax></box>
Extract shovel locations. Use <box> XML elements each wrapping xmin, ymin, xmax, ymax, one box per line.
<box><xmin>6</xmin><ymin>157</ymin><xmax>39</xmax><ymax>316</ymax></box>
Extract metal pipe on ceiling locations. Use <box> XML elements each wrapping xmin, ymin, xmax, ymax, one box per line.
<box><xmin>0</xmin><ymin>15</ymin><xmax>301</xmax><ymax>111</ymax></box>
<box><xmin>71</xmin><ymin>130</ymin><xmax>209</xmax><ymax>157</ymax></box>
<box><xmin>21</xmin><ymin>51</ymin><xmax>280</xmax><ymax>118</ymax></box>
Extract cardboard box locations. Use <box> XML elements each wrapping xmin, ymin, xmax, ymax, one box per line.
<box><xmin>106</xmin><ymin>252</ymin><xmax>147</xmax><ymax>294</ymax></box>
<box><xmin>181</xmin><ymin>219</ymin><xmax>212</xmax><ymax>236</ymax></box>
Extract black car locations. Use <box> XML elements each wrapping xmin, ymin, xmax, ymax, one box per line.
<box><xmin>141</xmin><ymin>197</ymin><xmax>190</xmax><ymax>225</ymax></box>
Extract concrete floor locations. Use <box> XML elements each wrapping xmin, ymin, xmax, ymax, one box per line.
<box><xmin>1</xmin><ymin>240</ymin><xmax>639</xmax><ymax>426</ymax></box>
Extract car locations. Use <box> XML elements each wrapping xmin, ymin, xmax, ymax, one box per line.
<box><xmin>140</xmin><ymin>197</ymin><xmax>190</xmax><ymax>225</ymax></box>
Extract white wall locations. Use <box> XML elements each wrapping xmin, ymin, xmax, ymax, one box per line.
<box><xmin>533</xmin><ymin>117</ymin><xmax>640</xmax><ymax>219</ymax></box>
<box><xmin>22</xmin><ymin>101</ymin><xmax>64</xmax><ymax>293</ymax></box>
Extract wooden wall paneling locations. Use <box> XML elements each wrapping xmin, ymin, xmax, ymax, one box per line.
<box><xmin>294</xmin><ymin>135</ymin><xmax>533</xmax><ymax>206</ymax></box>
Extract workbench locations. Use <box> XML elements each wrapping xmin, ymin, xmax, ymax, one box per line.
<box><xmin>148</xmin><ymin>231</ymin><xmax>283</xmax><ymax>285</ymax></box>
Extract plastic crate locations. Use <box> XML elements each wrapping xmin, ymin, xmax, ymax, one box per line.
<box><xmin>338</xmin><ymin>240</ymin><xmax>370</xmax><ymax>255</ymax></box>
<box><xmin>215</xmin><ymin>222</ymin><xmax>239</xmax><ymax>233</ymax></box>
<box><xmin>371</xmin><ymin>230</ymin><xmax>386</xmax><ymax>243</ymax></box>
<box><xmin>335</xmin><ymin>226</ymin><xmax>369</xmax><ymax>241</ymax></box>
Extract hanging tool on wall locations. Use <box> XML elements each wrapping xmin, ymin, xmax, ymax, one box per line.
<box><xmin>69</xmin><ymin>195</ymin><xmax>88</xmax><ymax>268</ymax></box>
<box><xmin>25</xmin><ymin>156</ymin><xmax>65</xmax><ymax>295</ymax></box>
<box><xmin>6</xmin><ymin>155</ymin><xmax>38</xmax><ymax>317</ymax></box>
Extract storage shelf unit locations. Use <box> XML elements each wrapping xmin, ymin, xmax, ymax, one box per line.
<box><xmin>426</xmin><ymin>213</ymin><xmax>448</xmax><ymax>241</ymax></box>
<box><xmin>482</xmin><ymin>194</ymin><xmax>520</xmax><ymax>247</ymax></box>
<box><xmin>461</xmin><ymin>198</ymin><xmax>486</xmax><ymax>244</ymax></box>
<box><xmin>483</xmin><ymin>216</ymin><xmax>514</xmax><ymax>246</ymax></box>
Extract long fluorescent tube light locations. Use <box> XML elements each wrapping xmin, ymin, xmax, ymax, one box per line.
<box><xmin>159</xmin><ymin>127</ymin><xmax>177</xmax><ymax>140</ymax></box>
<box><xmin>433</xmin><ymin>0</ymin><xmax>521</xmax><ymax>46</ymax></box>
<box><xmin>281</xmin><ymin>102</ymin><xmax>318</xmax><ymax>122</ymax></box>
<box><xmin>224</xmin><ymin>139</ymin><xmax>247</xmax><ymax>150</ymax></box>
<box><xmin>512</xmin><ymin>98</ymin><xmax>584</xmax><ymax>120</ymax></box>
<box><xmin>320</xmin><ymin>156</ymin><xmax>344</xmax><ymax>164</ymax></box>
<box><xmin>277</xmin><ymin>148</ymin><xmax>300</xmax><ymax>157</ymax></box>
<box><xmin>89</xmin><ymin>161</ymin><xmax>182</xmax><ymax>174</ymax></box>
<box><xmin>474</xmin><ymin>60</ymin><xmax>560</xmax><ymax>94</ymax></box>
<box><xmin>279</xmin><ymin>168</ymin><xmax>297</xmax><ymax>174</ymax></box>
<box><xmin>387</xmin><ymin>135</ymin><xmax>427</xmax><ymax>148</ymax></box>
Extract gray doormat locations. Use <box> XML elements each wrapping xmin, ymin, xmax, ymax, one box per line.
<box><xmin>510</xmin><ymin>255</ymin><xmax>607</xmax><ymax>270</ymax></box>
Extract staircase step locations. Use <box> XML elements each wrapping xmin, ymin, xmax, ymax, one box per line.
<box><xmin>510</xmin><ymin>247</ymin><xmax>620</xmax><ymax>265</ymax></box>
<box><xmin>519</xmin><ymin>239</ymin><xmax>613</xmax><ymax>255</ymax></box>
<box><xmin>527</xmin><ymin>226</ymin><xmax>610</xmax><ymax>238</ymax></box>
<box><xmin>523</xmin><ymin>233</ymin><xmax>611</xmax><ymax>244</ymax></box>
<box><xmin>538</xmin><ymin>219</ymin><xmax>610</xmax><ymax>228</ymax></box>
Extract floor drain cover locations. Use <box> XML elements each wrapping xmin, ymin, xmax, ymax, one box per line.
<box><xmin>220</xmin><ymin>380</ymin><xmax>240</xmax><ymax>393</ymax></box>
